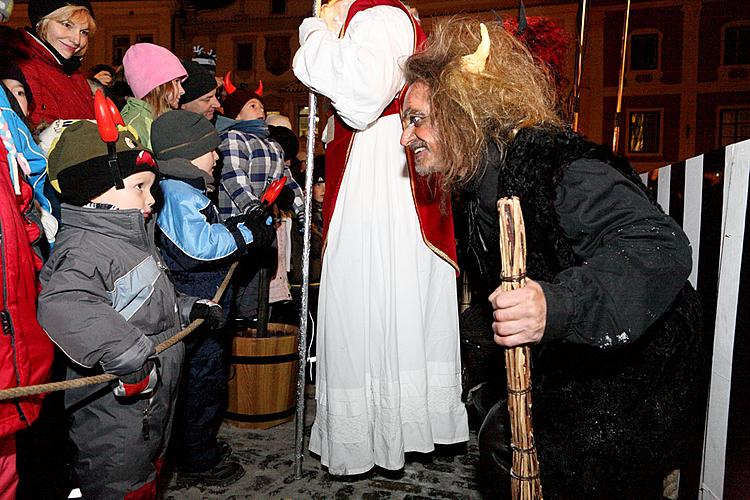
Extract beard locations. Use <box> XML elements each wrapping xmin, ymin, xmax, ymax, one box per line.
<box><xmin>414</xmin><ymin>160</ymin><xmax>434</xmax><ymax>177</ymax></box>
<box><xmin>409</xmin><ymin>140</ymin><xmax>437</xmax><ymax>176</ymax></box>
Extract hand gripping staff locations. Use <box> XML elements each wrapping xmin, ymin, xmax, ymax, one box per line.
<box><xmin>0</xmin><ymin>179</ymin><xmax>287</xmax><ymax>402</ymax></box>
<box><xmin>94</xmin><ymin>89</ymin><xmax>126</xmax><ymax>189</ymax></box>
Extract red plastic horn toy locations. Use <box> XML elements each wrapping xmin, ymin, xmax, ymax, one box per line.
<box><xmin>260</xmin><ymin>177</ymin><xmax>286</xmax><ymax>208</ymax></box>
<box><xmin>94</xmin><ymin>89</ymin><xmax>125</xmax><ymax>189</ymax></box>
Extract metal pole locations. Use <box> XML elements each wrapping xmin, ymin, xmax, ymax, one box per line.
<box><xmin>571</xmin><ymin>0</ymin><xmax>588</xmax><ymax>132</ymax></box>
<box><xmin>294</xmin><ymin>0</ymin><xmax>322</xmax><ymax>478</ymax></box>
<box><xmin>611</xmin><ymin>0</ymin><xmax>631</xmax><ymax>153</ymax></box>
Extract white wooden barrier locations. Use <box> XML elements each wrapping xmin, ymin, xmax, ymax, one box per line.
<box><xmin>646</xmin><ymin>139</ymin><xmax>750</xmax><ymax>499</ymax></box>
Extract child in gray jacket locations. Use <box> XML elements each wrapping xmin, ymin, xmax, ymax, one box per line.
<box><xmin>37</xmin><ymin>120</ymin><xmax>223</xmax><ymax>499</ymax></box>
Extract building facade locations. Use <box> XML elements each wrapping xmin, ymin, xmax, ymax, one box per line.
<box><xmin>8</xmin><ymin>0</ymin><xmax>749</xmax><ymax>171</ymax></box>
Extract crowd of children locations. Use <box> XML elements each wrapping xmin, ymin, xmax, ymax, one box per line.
<box><xmin>0</xmin><ymin>0</ymin><xmax>320</xmax><ymax>498</ymax></box>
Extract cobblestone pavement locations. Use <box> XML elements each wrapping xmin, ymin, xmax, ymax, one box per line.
<box><xmin>163</xmin><ymin>391</ymin><xmax>481</xmax><ymax>499</ymax></box>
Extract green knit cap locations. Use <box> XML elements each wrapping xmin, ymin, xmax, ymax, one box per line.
<box><xmin>48</xmin><ymin>120</ymin><xmax>158</xmax><ymax>206</ymax></box>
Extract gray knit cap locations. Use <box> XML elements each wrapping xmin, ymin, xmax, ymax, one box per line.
<box><xmin>151</xmin><ymin>110</ymin><xmax>220</xmax><ymax>161</ymax></box>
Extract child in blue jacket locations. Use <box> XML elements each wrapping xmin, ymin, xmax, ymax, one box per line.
<box><xmin>151</xmin><ymin>110</ymin><xmax>275</xmax><ymax>486</ymax></box>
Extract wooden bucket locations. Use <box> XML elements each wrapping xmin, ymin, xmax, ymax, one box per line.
<box><xmin>225</xmin><ymin>323</ymin><xmax>299</xmax><ymax>429</ymax></box>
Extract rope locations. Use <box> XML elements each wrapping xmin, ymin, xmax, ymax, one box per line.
<box><xmin>0</xmin><ymin>261</ymin><xmax>239</xmax><ymax>401</ymax></box>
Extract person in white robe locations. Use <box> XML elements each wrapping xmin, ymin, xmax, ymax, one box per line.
<box><xmin>293</xmin><ymin>0</ymin><xmax>468</xmax><ymax>476</ymax></box>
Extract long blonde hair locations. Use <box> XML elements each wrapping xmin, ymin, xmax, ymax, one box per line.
<box><xmin>143</xmin><ymin>80</ymin><xmax>181</xmax><ymax>118</ymax></box>
<box><xmin>403</xmin><ymin>16</ymin><xmax>563</xmax><ymax>189</ymax></box>
<box><xmin>36</xmin><ymin>5</ymin><xmax>96</xmax><ymax>57</ymax></box>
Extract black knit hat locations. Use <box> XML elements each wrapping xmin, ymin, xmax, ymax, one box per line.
<box><xmin>28</xmin><ymin>0</ymin><xmax>94</xmax><ymax>28</ymax></box>
<box><xmin>179</xmin><ymin>60</ymin><xmax>218</xmax><ymax>106</ymax></box>
<box><xmin>312</xmin><ymin>155</ymin><xmax>325</xmax><ymax>183</ymax></box>
<box><xmin>0</xmin><ymin>63</ymin><xmax>33</xmax><ymax>105</ymax></box>
<box><xmin>268</xmin><ymin>125</ymin><xmax>299</xmax><ymax>162</ymax></box>
<box><xmin>151</xmin><ymin>110</ymin><xmax>220</xmax><ymax>161</ymax></box>
<box><xmin>48</xmin><ymin>120</ymin><xmax>157</xmax><ymax>206</ymax></box>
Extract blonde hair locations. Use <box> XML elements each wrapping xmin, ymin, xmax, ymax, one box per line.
<box><xmin>36</xmin><ymin>5</ymin><xmax>96</xmax><ymax>56</ymax></box>
<box><xmin>143</xmin><ymin>80</ymin><xmax>181</xmax><ymax>118</ymax></box>
<box><xmin>403</xmin><ymin>16</ymin><xmax>563</xmax><ymax>189</ymax></box>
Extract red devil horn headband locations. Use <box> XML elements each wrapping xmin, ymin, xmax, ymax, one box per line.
<box><xmin>223</xmin><ymin>72</ymin><xmax>263</xmax><ymax>97</ymax></box>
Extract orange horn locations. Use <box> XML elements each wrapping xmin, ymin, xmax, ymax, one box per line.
<box><xmin>223</xmin><ymin>71</ymin><xmax>237</xmax><ymax>94</ymax></box>
<box><xmin>255</xmin><ymin>80</ymin><xmax>263</xmax><ymax>96</ymax></box>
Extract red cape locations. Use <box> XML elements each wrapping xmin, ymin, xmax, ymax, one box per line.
<box><xmin>323</xmin><ymin>0</ymin><xmax>458</xmax><ymax>272</ymax></box>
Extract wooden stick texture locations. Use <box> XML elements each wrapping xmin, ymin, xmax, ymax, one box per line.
<box><xmin>497</xmin><ymin>197</ymin><xmax>543</xmax><ymax>500</ymax></box>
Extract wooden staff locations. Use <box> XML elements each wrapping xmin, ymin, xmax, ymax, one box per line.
<box><xmin>611</xmin><ymin>0</ymin><xmax>631</xmax><ymax>153</ymax></box>
<box><xmin>497</xmin><ymin>197</ymin><xmax>542</xmax><ymax>499</ymax></box>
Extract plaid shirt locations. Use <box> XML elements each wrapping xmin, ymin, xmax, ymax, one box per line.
<box><xmin>217</xmin><ymin>129</ymin><xmax>304</xmax><ymax>221</ymax></box>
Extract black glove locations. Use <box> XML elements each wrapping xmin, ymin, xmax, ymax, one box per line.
<box><xmin>189</xmin><ymin>299</ymin><xmax>226</xmax><ymax>330</ymax></box>
<box><xmin>243</xmin><ymin>209</ymin><xmax>276</xmax><ymax>251</ymax></box>
<box><xmin>275</xmin><ymin>185</ymin><xmax>295</xmax><ymax>212</ymax></box>
<box><xmin>113</xmin><ymin>359</ymin><xmax>158</xmax><ymax>397</ymax></box>
<box><xmin>296</xmin><ymin>211</ymin><xmax>306</xmax><ymax>234</ymax></box>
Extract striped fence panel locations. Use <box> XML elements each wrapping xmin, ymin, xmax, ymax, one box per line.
<box><xmin>645</xmin><ymin>139</ymin><xmax>750</xmax><ymax>499</ymax></box>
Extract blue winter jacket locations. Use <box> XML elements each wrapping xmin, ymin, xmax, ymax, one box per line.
<box><xmin>156</xmin><ymin>158</ymin><xmax>253</xmax><ymax>306</ymax></box>
<box><xmin>0</xmin><ymin>89</ymin><xmax>50</xmax><ymax>213</ymax></box>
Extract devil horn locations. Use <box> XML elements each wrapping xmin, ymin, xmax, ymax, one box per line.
<box><xmin>255</xmin><ymin>80</ymin><xmax>264</xmax><ymax>96</ymax></box>
<box><xmin>223</xmin><ymin>71</ymin><xmax>237</xmax><ymax>94</ymax></box>
<box><xmin>517</xmin><ymin>0</ymin><xmax>528</xmax><ymax>36</ymax></box>
<box><xmin>461</xmin><ymin>23</ymin><xmax>491</xmax><ymax>74</ymax></box>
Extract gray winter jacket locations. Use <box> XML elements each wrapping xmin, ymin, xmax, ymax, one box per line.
<box><xmin>37</xmin><ymin>204</ymin><xmax>197</xmax><ymax>498</ymax></box>
<box><xmin>39</xmin><ymin>204</ymin><xmax>196</xmax><ymax>377</ymax></box>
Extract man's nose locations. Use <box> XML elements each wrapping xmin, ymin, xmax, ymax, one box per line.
<box><xmin>400</xmin><ymin>126</ymin><xmax>414</xmax><ymax>147</ymax></box>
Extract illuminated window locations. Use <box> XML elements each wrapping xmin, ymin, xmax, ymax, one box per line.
<box><xmin>297</xmin><ymin>106</ymin><xmax>309</xmax><ymax>137</ymax></box>
<box><xmin>724</xmin><ymin>26</ymin><xmax>750</xmax><ymax>65</ymax></box>
<box><xmin>719</xmin><ymin>108</ymin><xmax>750</xmax><ymax>146</ymax></box>
<box><xmin>628</xmin><ymin>111</ymin><xmax>661</xmax><ymax>154</ymax></box>
<box><xmin>630</xmin><ymin>33</ymin><xmax>659</xmax><ymax>71</ymax></box>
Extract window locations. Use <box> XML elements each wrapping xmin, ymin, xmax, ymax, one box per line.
<box><xmin>136</xmin><ymin>34</ymin><xmax>154</xmax><ymax>44</ymax></box>
<box><xmin>297</xmin><ymin>106</ymin><xmax>310</xmax><ymax>137</ymax></box>
<box><xmin>719</xmin><ymin>108</ymin><xmax>750</xmax><ymax>146</ymax></box>
<box><xmin>236</xmin><ymin>42</ymin><xmax>254</xmax><ymax>71</ymax></box>
<box><xmin>630</xmin><ymin>33</ymin><xmax>658</xmax><ymax>71</ymax></box>
<box><xmin>724</xmin><ymin>26</ymin><xmax>750</xmax><ymax>65</ymax></box>
<box><xmin>271</xmin><ymin>0</ymin><xmax>286</xmax><ymax>15</ymax></box>
<box><xmin>112</xmin><ymin>35</ymin><xmax>130</xmax><ymax>66</ymax></box>
<box><xmin>628</xmin><ymin>111</ymin><xmax>661</xmax><ymax>154</ymax></box>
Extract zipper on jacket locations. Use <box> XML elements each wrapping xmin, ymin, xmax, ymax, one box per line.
<box><xmin>0</xmin><ymin>223</ymin><xmax>29</xmax><ymax>424</ymax></box>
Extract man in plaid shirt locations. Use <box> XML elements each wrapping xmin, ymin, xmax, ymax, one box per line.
<box><xmin>216</xmin><ymin>88</ymin><xmax>304</xmax><ymax>321</ymax></box>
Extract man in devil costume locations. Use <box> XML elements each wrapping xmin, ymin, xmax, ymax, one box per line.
<box><xmin>400</xmin><ymin>17</ymin><xmax>707</xmax><ymax>499</ymax></box>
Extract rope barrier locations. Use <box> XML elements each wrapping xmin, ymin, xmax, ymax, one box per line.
<box><xmin>0</xmin><ymin>261</ymin><xmax>239</xmax><ymax>401</ymax></box>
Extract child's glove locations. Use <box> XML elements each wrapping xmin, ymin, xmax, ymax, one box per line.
<box><xmin>296</xmin><ymin>211</ymin><xmax>306</xmax><ymax>234</ymax></box>
<box><xmin>113</xmin><ymin>359</ymin><xmax>158</xmax><ymax>397</ymax></box>
<box><xmin>189</xmin><ymin>299</ymin><xmax>226</xmax><ymax>330</ymax></box>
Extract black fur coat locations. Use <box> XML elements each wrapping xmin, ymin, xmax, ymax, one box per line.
<box><xmin>458</xmin><ymin>127</ymin><xmax>708</xmax><ymax>499</ymax></box>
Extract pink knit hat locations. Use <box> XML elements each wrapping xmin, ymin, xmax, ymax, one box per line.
<box><xmin>123</xmin><ymin>43</ymin><xmax>187</xmax><ymax>100</ymax></box>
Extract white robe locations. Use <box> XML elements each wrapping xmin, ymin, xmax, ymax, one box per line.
<box><xmin>293</xmin><ymin>6</ymin><xmax>468</xmax><ymax>475</ymax></box>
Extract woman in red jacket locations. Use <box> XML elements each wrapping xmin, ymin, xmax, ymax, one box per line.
<box><xmin>9</xmin><ymin>0</ymin><xmax>96</xmax><ymax>128</ymax></box>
